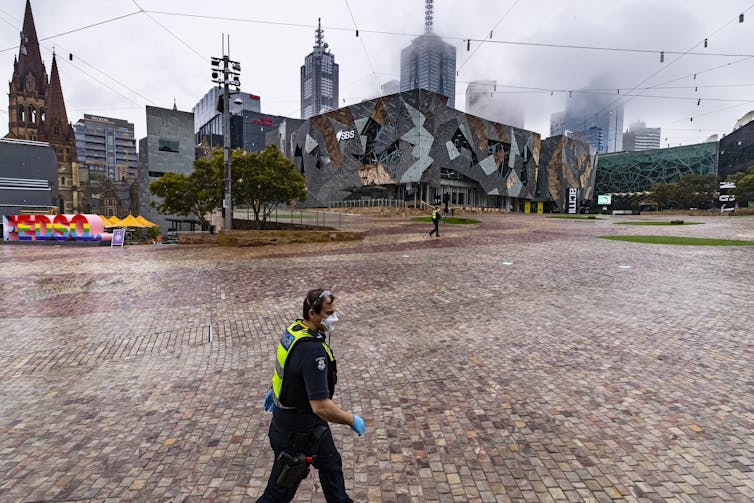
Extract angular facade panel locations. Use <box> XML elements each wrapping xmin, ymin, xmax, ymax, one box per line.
<box><xmin>292</xmin><ymin>90</ymin><xmax>594</xmax><ymax>210</ymax></box>
<box><xmin>539</xmin><ymin>135</ymin><xmax>597</xmax><ymax>212</ymax></box>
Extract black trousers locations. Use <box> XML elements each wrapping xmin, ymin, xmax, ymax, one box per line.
<box><xmin>430</xmin><ymin>219</ymin><xmax>439</xmax><ymax>236</ymax></box>
<box><xmin>256</xmin><ymin>421</ymin><xmax>352</xmax><ymax>503</ymax></box>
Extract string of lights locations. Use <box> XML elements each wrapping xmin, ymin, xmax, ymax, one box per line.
<box><xmin>142</xmin><ymin>8</ymin><xmax>754</xmax><ymax>58</ymax></box>
<box><xmin>591</xmin><ymin>4</ymin><xmax>753</xmax><ymax>127</ymax></box>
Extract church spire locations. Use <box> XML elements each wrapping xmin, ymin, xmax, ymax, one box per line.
<box><xmin>45</xmin><ymin>52</ymin><xmax>71</xmax><ymax>138</ymax></box>
<box><xmin>7</xmin><ymin>0</ymin><xmax>48</xmax><ymax>140</ymax></box>
<box><xmin>16</xmin><ymin>0</ymin><xmax>46</xmax><ymax>85</ymax></box>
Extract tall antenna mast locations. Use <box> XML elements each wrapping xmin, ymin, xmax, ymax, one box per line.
<box><xmin>424</xmin><ymin>0</ymin><xmax>433</xmax><ymax>32</ymax></box>
<box><xmin>315</xmin><ymin>17</ymin><xmax>324</xmax><ymax>48</ymax></box>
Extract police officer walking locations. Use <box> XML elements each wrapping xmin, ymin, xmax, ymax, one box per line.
<box><xmin>256</xmin><ymin>289</ymin><xmax>365</xmax><ymax>503</ymax></box>
<box><xmin>429</xmin><ymin>206</ymin><xmax>441</xmax><ymax>237</ymax></box>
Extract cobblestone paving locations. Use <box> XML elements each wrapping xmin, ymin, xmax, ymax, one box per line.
<box><xmin>1</xmin><ymin>214</ymin><xmax>753</xmax><ymax>502</ymax></box>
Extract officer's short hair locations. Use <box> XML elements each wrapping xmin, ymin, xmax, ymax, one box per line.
<box><xmin>303</xmin><ymin>289</ymin><xmax>336</xmax><ymax>319</ymax></box>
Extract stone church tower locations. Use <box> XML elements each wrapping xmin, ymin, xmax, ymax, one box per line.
<box><xmin>6</xmin><ymin>0</ymin><xmax>80</xmax><ymax>213</ymax></box>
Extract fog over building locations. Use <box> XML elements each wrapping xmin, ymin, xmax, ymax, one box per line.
<box><xmin>399</xmin><ymin>0</ymin><xmax>456</xmax><ymax>107</ymax></box>
<box><xmin>550</xmin><ymin>82</ymin><xmax>624</xmax><ymax>154</ymax></box>
<box><xmin>622</xmin><ymin>121</ymin><xmax>661</xmax><ymax>152</ymax></box>
<box><xmin>465</xmin><ymin>80</ymin><xmax>524</xmax><ymax>129</ymax></box>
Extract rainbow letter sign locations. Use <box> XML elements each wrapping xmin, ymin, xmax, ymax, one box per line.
<box><xmin>3</xmin><ymin>214</ymin><xmax>112</xmax><ymax>242</ymax></box>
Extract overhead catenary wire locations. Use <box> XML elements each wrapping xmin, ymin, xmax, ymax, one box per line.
<box><xmin>140</xmin><ymin>9</ymin><xmax>754</xmax><ymax>58</ymax></box>
<box><xmin>131</xmin><ymin>0</ymin><xmax>207</xmax><ymax>63</ymax></box>
<box><xmin>456</xmin><ymin>0</ymin><xmax>521</xmax><ymax>74</ymax></box>
<box><xmin>1</xmin><ymin>2</ymin><xmax>750</xmax><ymax>146</ymax></box>
<box><xmin>343</xmin><ymin>0</ymin><xmax>379</xmax><ymax>94</ymax></box>
<box><xmin>0</xmin><ymin>12</ymin><xmax>151</xmax><ymax>108</ymax></box>
<box><xmin>590</xmin><ymin>4</ymin><xmax>754</xmax><ymax>128</ymax></box>
<box><xmin>0</xmin><ymin>9</ymin><xmax>142</xmax><ymax>53</ymax></box>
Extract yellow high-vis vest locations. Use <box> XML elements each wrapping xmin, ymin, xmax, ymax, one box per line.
<box><xmin>271</xmin><ymin>321</ymin><xmax>334</xmax><ymax>410</ymax></box>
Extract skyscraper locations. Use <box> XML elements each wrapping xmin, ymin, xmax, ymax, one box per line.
<box><xmin>300</xmin><ymin>19</ymin><xmax>339</xmax><ymax>119</ymax></box>
<box><xmin>192</xmin><ymin>87</ymin><xmax>261</xmax><ymax>134</ymax></box>
<box><xmin>74</xmin><ymin>114</ymin><xmax>137</xmax><ymax>182</ymax></box>
<box><xmin>559</xmin><ymin>91</ymin><xmax>624</xmax><ymax>154</ymax></box>
<box><xmin>622</xmin><ymin>121</ymin><xmax>661</xmax><ymax>151</ymax></box>
<box><xmin>550</xmin><ymin>111</ymin><xmax>566</xmax><ymax>137</ymax></box>
<box><xmin>465</xmin><ymin>80</ymin><xmax>524</xmax><ymax>128</ymax></box>
<box><xmin>399</xmin><ymin>0</ymin><xmax>456</xmax><ymax>107</ymax></box>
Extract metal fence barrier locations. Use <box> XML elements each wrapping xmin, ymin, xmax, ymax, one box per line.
<box><xmin>234</xmin><ymin>206</ymin><xmax>368</xmax><ymax>228</ymax></box>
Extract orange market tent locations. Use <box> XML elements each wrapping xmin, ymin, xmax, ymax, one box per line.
<box><xmin>108</xmin><ymin>216</ymin><xmax>124</xmax><ymax>227</ymax></box>
<box><xmin>99</xmin><ymin>215</ymin><xmax>113</xmax><ymax>226</ymax></box>
<box><xmin>135</xmin><ymin>215</ymin><xmax>158</xmax><ymax>227</ymax></box>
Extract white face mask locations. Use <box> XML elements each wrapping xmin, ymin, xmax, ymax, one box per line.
<box><xmin>321</xmin><ymin>313</ymin><xmax>338</xmax><ymax>332</ymax></box>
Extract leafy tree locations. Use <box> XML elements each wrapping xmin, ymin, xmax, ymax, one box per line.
<box><xmin>725</xmin><ymin>165</ymin><xmax>754</xmax><ymax>184</ymax></box>
<box><xmin>652</xmin><ymin>182</ymin><xmax>677</xmax><ymax>210</ymax></box>
<box><xmin>149</xmin><ymin>154</ymin><xmax>221</xmax><ymax>228</ymax></box>
<box><xmin>675</xmin><ymin>173</ymin><xmax>717</xmax><ymax>209</ymax></box>
<box><xmin>150</xmin><ymin>146</ymin><xmax>306</xmax><ymax>229</ymax></box>
<box><xmin>235</xmin><ymin>145</ymin><xmax>307</xmax><ymax>227</ymax></box>
<box><xmin>734</xmin><ymin>172</ymin><xmax>754</xmax><ymax>207</ymax></box>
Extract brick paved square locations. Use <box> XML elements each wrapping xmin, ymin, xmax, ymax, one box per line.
<box><xmin>1</xmin><ymin>214</ymin><xmax>752</xmax><ymax>502</ymax></box>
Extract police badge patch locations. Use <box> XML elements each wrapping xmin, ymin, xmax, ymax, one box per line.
<box><xmin>315</xmin><ymin>357</ymin><xmax>326</xmax><ymax>371</ymax></box>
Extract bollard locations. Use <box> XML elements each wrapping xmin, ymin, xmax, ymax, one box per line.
<box><xmin>209</xmin><ymin>323</ymin><xmax>213</xmax><ymax>342</ymax></box>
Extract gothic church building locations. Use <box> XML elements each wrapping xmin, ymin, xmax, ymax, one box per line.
<box><xmin>5</xmin><ymin>0</ymin><xmax>80</xmax><ymax>213</ymax></box>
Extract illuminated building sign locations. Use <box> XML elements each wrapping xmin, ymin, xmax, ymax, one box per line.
<box><xmin>2</xmin><ymin>214</ymin><xmax>111</xmax><ymax>242</ymax></box>
<box><xmin>336</xmin><ymin>129</ymin><xmax>356</xmax><ymax>141</ymax></box>
<box><xmin>568</xmin><ymin>187</ymin><xmax>578</xmax><ymax>214</ymax></box>
<box><xmin>251</xmin><ymin>117</ymin><xmax>274</xmax><ymax>126</ymax></box>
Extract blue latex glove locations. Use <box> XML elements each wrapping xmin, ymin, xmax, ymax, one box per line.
<box><xmin>263</xmin><ymin>388</ymin><xmax>274</xmax><ymax>412</ymax></box>
<box><xmin>351</xmin><ymin>414</ymin><xmax>365</xmax><ymax>436</ymax></box>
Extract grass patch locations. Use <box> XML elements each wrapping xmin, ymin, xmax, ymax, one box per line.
<box><xmin>411</xmin><ymin>217</ymin><xmax>480</xmax><ymax>225</ymax></box>
<box><xmin>614</xmin><ymin>221</ymin><xmax>703</xmax><ymax>226</ymax></box>
<box><xmin>599</xmin><ymin>235</ymin><xmax>754</xmax><ymax>246</ymax></box>
<box><xmin>548</xmin><ymin>215</ymin><xmax>603</xmax><ymax>220</ymax></box>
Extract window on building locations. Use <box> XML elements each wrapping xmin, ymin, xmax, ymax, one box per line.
<box><xmin>158</xmin><ymin>139</ymin><xmax>180</xmax><ymax>152</ymax></box>
<box><xmin>148</xmin><ymin>171</ymin><xmax>165</xmax><ymax>178</ymax></box>
<box><xmin>17</xmin><ymin>105</ymin><xmax>24</xmax><ymax>123</ymax></box>
<box><xmin>30</xmin><ymin>106</ymin><xmax>36</xmax><ymax>123</ymax></box>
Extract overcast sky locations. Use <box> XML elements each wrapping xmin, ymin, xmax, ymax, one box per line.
<box><xmin>1</xmin><ymin>0</ymin><xmax>753</xmax><ymax>148</ymax></box>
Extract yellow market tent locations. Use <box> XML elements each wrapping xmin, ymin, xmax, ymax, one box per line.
<box><xmin>119</xmin><ymin>215</ymin><xmax>145</xmax><ymax>228</ymax></box>
<box><xmin>99</xmin><ymin>215</ymin><xmax>122</xmax><ymax>227</ymax></box>
<box><xmin>135</xmin><ymin>215</ymin><xmax>158</xmax><ymax>227</ymax></box>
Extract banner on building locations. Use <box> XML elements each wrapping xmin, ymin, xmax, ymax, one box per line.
<box><xmin>719</xmin><ymin>182</ymin><xmax>736</xmax><ymax>212</ymax></box>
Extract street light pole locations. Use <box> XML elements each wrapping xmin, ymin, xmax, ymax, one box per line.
<box><xmin>222</xmin><ymin>55</ymin><xmax>232</xmax><ymax>231</ymax></box>
<box><xmin>211</xmin><ymin>36</ymin><xmax>241</xmax><ymax>231</ymax></box>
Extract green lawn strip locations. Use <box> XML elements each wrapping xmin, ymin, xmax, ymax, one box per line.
<box><xmin>411</xmin><ymin>217</ymin><xmax>480</xmax><ymax>225</ymax></box>
<box><xmin>599</xmin><ymin>235</ymin><xmax>754</xmax><ymax>246</ymax></box>
<box><xmin>547</xmin><ymin>215</ymin><xmax>603</xmax><ymax>220</ymax></box>
<box><xmin>614</xmin><ymin>221</ymin><xmax>703</xmax><ymax>226</ymax></box>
